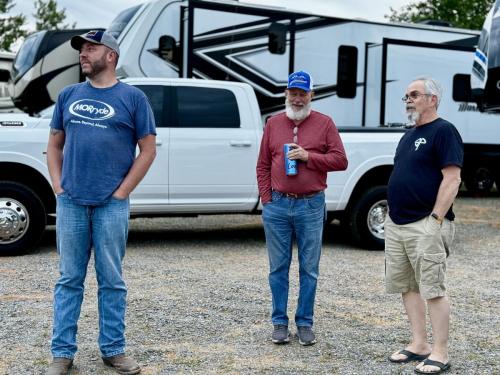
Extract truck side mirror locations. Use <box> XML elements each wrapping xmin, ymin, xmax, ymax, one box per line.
<box><xmin>158</xmin><ymin>35</ymin><xmax>176</xmax><ymax>62</ymax></box>
<box><xmin>268</xmin><ymin>22</ymin><xmax>287</xmax><ymax>55</ymax></box>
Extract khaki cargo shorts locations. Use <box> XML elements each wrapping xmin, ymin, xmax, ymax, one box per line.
<box><xmin>384</xmin><ymin>215</ymin><xmax>455</xmax><ymax>300</ymax></box>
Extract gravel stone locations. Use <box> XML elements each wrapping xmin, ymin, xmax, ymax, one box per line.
<box><xmin>0</xmin><ymin>195</ymin><xmax>498</xmax><ymax>374</ymax></box>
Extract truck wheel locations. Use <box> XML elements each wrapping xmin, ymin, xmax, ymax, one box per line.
<box><xmin>0</xmin><ymin>182</ymin><xmax>46</xmax><ymax>255</ymax></box>
<box><xmin>348</xmin><ymin>186</ymin><xmax>387</xmax><ymax>250</ymax></box>
<box><xmin>464</xmin><ymin>166</ymin><xmax>494</xmax><ymax>194</ymax></box>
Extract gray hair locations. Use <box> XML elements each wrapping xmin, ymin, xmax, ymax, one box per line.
<box><xmin>412</xmin><ymin>76</ymin><xmax>443</xmax><ymax>109</ymax></box>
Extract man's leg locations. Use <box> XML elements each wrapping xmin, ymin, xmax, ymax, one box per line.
<box><xmin>293</xmin><ymin>192</ymin><xmax>325</xmax><ymax>328</ymax></box>
<box><xmin>51</xmin><ymin>195</ymin><xmax>92</xmax><ymax>359</ymax></box>
<box><xmin>415</xmin><ymin>296</ymin><xmax>450</xmax><ymax>372</ymax></box>
<box><xmin>386</xmin><ymin>217</ymin><xmax>431</xmax><ymax>362</ymax></box>
<box><xmin>262</xmin><ymin>192</ymin><xmax>294</xmax><ymax>327</ymax></box>
<box><xmin>92</xmin><ymin>197</ymin><xmax>129</xmax><ymax>358</ymax></box>
<box><xmin>397</xmin><ymin>291</ymin><xmax>432</xmax><ymax>357</ymax></box>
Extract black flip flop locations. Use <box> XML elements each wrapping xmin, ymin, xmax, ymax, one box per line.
<box><xmin>414</xmin><ymin>359</ymin><xmax>451</xmax><ymax>374</ymax></box>
<box><xmin>388</xmin><ymin>349</ymin><xmax>430</xmax><ymax>364</ymax></box>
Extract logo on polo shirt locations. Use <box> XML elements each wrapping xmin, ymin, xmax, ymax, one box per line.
<box><xmin>414</xmin><ymin>137</ymin><xmax>427</xmax><ymax>151</ymax></box>
<box><xmin>69</xmin><ymin>99</ymin><xmax>115</xmax><ymax>120</ymax></box>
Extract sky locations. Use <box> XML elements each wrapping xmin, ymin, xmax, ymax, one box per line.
<box><xmin>8</xmin><ymin>0</ymin><xmax>412</xmax><ymax>32</ymax></box>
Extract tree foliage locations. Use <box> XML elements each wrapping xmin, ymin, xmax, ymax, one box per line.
<box><xmin>386</xmin><ymin>0</ymin><xmax>495</xmax><ymax>30</ymax></box>
<box><xmin>34</xmin><ymin>0</ymin><xmax>75</xmax><ymax>31</ymax></box>
<box><xmin>0</xmin><ymin>0</ymin><xmax>27</xmax><ymax>51</ymax></box>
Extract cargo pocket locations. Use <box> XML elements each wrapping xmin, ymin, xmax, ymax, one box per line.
<box><xmin>420</xmin><ymin>252</ymin><xmax>446</xmax><ymax>286</ymax></box>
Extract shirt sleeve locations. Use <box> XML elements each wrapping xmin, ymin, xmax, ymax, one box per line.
<box><xmin>306</xmin><ymin>118</ymin><xmax>348</xmax><ymax>172</ymax></box>
<box><xmin>50</xmin><ymin>91</ymin><xmax>65</xmax><ymax>131</ymax></box>
<box><xmin>134</xmin><ymin>92</ymin><xmax>157</xmax><ymax>140</ymax></box>
<box><xmin>256</xmin><ymin>122</ymin><xmax>273</xmax><ymax>204</ymax></box>
<box><xmin>435</xmin><ymin>124</ymin><xmax>464</xmax><ymax>169</ymax></box>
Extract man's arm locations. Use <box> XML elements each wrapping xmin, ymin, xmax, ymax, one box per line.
<box><xmin>256</xmin><ymin>125</ymin><xmax>273</xmax><ymax>204</ymax></box>
<box><xmin>113</xmin><ymin>134</ymin><xmax>157</xmax><ymax>199</ymax></box>
<box><xmin>432</xmin><ymin>165</ymin><xmax>462</xmax><ymax>219</ymax></box>
<box><xmin>46</xmin><ymin>128</ymin><xmax>66</xmax><ymax>194</ymax></box>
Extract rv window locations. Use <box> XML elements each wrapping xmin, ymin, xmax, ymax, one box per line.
<box><xmin>0</xmin><ymin>69</ymin><xmax>9</xmax><ymax>82</ymax></box>
<box><xmin>134</xmin><ymin>85</ymin><xmax>169</xmax><ymax>128</ymax></box>
<box><xmin>453</xmin><ymin>74</ymin><xmax>473</xmax><ymax>102</ymax></box>
<box><xmin>12</xmin><ymin>31</ymin><xmax>45</xmax><ymax>81</ymax></box>
<box><xmin>268</xmin><ymin>23</ymin><xmax>287</xmax><ymax>55</ymax></box>
<box><xmin>337</xmin><ymin>45</ymin><xmax>358</xmax><ymax>98</ymax></box>
<box><xmin>108</xmin><ymin>5</ymin><xmax>141</xmax><ymax>39</ymax></box>
<box><xmin>176</xmin><ymin>87</ymin><xmax>240</xmax><ymax>128</ymax></box>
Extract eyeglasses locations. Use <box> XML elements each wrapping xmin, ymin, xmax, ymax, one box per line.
<box><xmin>293</xmin><ymin>126</ymin><xmax>298</xmax><ymax>144</ymax></box>
<box><xmin>401</xmin><ymin>92</ymin><xmax>432</xmax><ymax>102</ymax></box>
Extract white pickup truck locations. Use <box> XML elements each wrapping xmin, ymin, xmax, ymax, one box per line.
<box><xmin>0</xmin><ymin>78</ymin><xmax>404</xmax><ymax>255</ymax></box>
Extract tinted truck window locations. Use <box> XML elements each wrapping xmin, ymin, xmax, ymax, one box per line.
<box><xmin>176</xmin><ymin>86</ymin><xmax>240</xmax><ymax>128</ymax></box>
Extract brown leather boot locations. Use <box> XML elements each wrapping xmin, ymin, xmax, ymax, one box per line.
<box><xmin>102</xmin><ymin>354</ymin><xmax>141</xmax><ymax>375</ymax></box>
<box><xmin>47</xmin><ymin>358</ymin><xmax>73</xmax><ymax>375</ymax></box>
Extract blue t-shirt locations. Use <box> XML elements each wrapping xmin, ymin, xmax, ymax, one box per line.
<box><xmin>50</xmin><ymin>81</ymin><xmax>156</xmax><ymax>205</ymax></box>
<box><xmin>387</xmin><ymin>118</ymin><xmax>463</xmax><ymax>225</ymax></box>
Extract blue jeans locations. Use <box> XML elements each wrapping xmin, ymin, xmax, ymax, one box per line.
<box><xmin>51</xmin><ymin>193</ymin><xmax>130</xmax><ymax>359</ymax></box>
<box><xmin>262</xmin><ymin>191</ymin><xmax>325</xmax><ymax>327</ymax></box>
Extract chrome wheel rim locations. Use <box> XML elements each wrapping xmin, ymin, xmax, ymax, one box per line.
<box><xmin>0</xmin><ymin>198</ymin><xmax>29</xmax><ymax>244</ymax></box>
<box><xmin>367</xmin><ymin>199</ymin><xmax>387</xmax><ymax>240</ymax></box>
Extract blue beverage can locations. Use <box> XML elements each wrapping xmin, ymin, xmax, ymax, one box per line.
<box><xmin>284</xmin><ymin>144</ymin><xmax>298</xmax><ymax>176</ymax></box>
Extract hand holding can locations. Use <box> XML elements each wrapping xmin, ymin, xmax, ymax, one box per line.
<box><xmin>284</xmin><ymin>144</ymin><xmax>298</xmax><ymax>176</ymax></box>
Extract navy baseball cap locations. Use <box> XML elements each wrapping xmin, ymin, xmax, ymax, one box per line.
<box><xmin>71</xmin><ymin>30</ymin><xmax>120</xmax><ymax>56</ymax></box>
<box><xmin>287</xmin><ymin>70</ymin><xmax>313</xmax><ymax>92</ymax></box>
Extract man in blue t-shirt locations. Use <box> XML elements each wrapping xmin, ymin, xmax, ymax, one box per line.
<box><xmin>385</xmin><ymin>77</ymin><xmax>463</xmax><ymax>375</ymax></box>
<box><xmin>46</xmin><ymin>30</ymin><xmax>156</xmax><ymax>375</ymax></box>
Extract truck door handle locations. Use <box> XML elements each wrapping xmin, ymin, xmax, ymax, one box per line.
<box><xmin>229</xmin><ymin>140</ymin><xmax>252</xmax><ymax>147</ymax></box>
<box><xmin>156</xmin><ymin>139</ymin><xmax>163</xmax><ymax>146</ymax></box>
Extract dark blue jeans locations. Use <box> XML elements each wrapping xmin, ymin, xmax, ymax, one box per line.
<box><xmin>262</xmin><ymin>191</ymin><xmax>325</xmax><ymax>327</ymax></box>
<box><xmin>51</xmin><ymin>193</ymin><xmax>129</xmax><ymax>359</ymax></box>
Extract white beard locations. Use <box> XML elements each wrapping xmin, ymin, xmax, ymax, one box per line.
<box><xmin>406</xmin><ymin>109</ymin><xmax>420</xmax><ymax>124</ymax></box>
<box><xmin>285</xmin><ymin>99</ymin><xmax>311</xmax><ymax>121</ymax></box>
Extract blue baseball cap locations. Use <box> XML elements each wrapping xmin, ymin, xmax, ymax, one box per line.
<box><xmin>287</xmin><ymin>70</ymin><xmax>313</xmax><ymax>92</ymax></box>
<box><xmin>71</xmin><ymin>30</ymin><xmax>120</xmax><ymax>56</ymax></box>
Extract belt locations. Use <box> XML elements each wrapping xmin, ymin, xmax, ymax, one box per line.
<box><xmin>274</xmin><ymin>190</ymin><xmax>322</xmax><ymax>199</ymax></box>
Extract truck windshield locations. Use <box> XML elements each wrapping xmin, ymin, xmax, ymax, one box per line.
<box><xmin>12</xmin><ymin>31</ymin><xmax>46</xmax><ymax>82</ymax></box>
<box><xmin>108</xmin><ymin>4</ymin><xmax>142</xmax><ymax>39</ymax></box>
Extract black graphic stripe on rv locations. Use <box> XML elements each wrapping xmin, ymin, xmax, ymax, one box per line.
<box><xmin>193</xmin><ymin>18</ymin><xmax>346</xmax><ymax>49</ymax></box>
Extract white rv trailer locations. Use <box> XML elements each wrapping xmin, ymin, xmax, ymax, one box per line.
<box><xmin>9</xmin><ymin>0</ymin><xmax>500</xmax><ymax>192</ymax></box>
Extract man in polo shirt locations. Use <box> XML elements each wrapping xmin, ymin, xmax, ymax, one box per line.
<box><xmin>256</xmin><ymin>70</ymin><xmax>348</xmax><ymax>346</ymax></box>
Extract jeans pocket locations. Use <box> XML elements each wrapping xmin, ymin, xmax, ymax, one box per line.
<box><xmin>305</xmin><ymin>193</ymin><xmax>324</xmax><ymax>210</ymax></box>
<box><xmin>420</xmin><ymin>252</ymin><xmax>446</xmax><ymax>286</ymax></box>
<box><xmin>271</xmin><ymin>191</ymin><xmax>282</xmax><ymax>203</ymax></box>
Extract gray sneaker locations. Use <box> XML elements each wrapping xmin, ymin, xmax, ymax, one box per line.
<box><xmin>296</xmin><ymin>326</ymin><xmax>317</xmax><ymax>346</ymax></box>
<box><xmin>47</xmin><ymin>357</ymin><xmax>73</xmax><ymax>375</ymax></box>
<box><xmin>272</xmin><ymin>324</ymin><xmax>290</xmax><ymax>344</ymax></box>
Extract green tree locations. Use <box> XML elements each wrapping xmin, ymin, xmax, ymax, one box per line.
<box><xmin>0</xmin><ymin>0</ymin><xmax>27</xmax><ymax>51</ymax></box>
<box><xmin>386</xmin><ymin>0</ymin><xmax>494</xmax><ymax>30</ymax></box>
<box><xmin>34</xmin><ymin>0</ymin><xmax>75</xmax><ymax>31</ymax></box>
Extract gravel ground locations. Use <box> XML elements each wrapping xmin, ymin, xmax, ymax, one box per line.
<box><xmin>0</xmin><ymin>195</ymin><xmax>499</xmax><ymax>375</ymax></box>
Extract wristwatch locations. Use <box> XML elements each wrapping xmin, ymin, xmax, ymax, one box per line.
<box><xmin>430</xmin><ymin>212</ymin><xmax>443</xmax><ymax>224</ymax></box>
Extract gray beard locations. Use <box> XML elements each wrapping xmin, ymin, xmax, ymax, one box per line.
<box><xmin>407</xmin><ymin>110</ymin><xmax>420</xmax><ymax>124</ymax></box>
<box><xmin>285</xmin><ymin>99</ymin><xmax>311</xmax><ymax>121</ymax></box>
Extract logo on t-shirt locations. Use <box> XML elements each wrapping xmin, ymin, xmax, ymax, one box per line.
<box><xmin>414</xmin><ymin>137</ymin><xmax>427</xmax><ymax>151</ymax></box>
<box><xmin>69</xmin><ymin>99</ymin><xmax>115</xmax><ymax>120</ymax></box>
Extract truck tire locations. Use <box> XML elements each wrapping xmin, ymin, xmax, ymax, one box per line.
<box><xmin>347</xmin><ymin>185</ymin><xmax>387</xmax><ymax>250</ymax></box>
<box><xmin>464</xmin><ymin>166</ymin><xmax>495</xmax><ymax>194</ymax></box>
<box><xmin>0</xmin><ymin>181</ymin><xmax>47</xmax><ymax>255</ymax></box>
